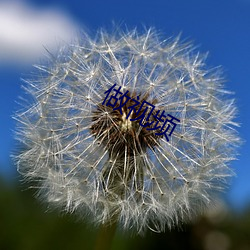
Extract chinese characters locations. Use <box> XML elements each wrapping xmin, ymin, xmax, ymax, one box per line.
<box><xmin>102</xmin><ymin>84</ymin><xmax>180</xmax><ymax>141</ymax></box>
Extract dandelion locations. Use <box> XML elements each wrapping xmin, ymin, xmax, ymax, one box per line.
<box><xmin>14</xmin><ymin>27</ymin><xmax>240</xmax><ymax>234</ymax></box>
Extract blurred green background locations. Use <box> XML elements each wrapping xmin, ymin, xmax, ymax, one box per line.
<box><xmin>1</xmin><ymin>175</ymin><xmax>250</xmax><ymax>250</ymax></box>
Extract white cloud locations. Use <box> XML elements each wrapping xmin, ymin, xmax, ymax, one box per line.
<box><xmin>0</xmin><ymin>1</ymin><xmax>78</xmax><ymax>65</ymax></box>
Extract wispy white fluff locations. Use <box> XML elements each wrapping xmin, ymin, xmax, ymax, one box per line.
<box><xmin>14</xmin><ymin>27</ymin><xmax>240</xmax><ymax>233</ymax></box>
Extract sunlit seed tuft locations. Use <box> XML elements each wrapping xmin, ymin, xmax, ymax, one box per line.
<box><xmin>14</xmin><ymin>27</ymin><xmax>240</xmax><ymax>233</ymax></box>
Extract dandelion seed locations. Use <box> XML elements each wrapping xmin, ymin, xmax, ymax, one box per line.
<box><xmin>14</xmin><ymin>27</ymin><xmax>240</xmax><ymax>233</ymax></box>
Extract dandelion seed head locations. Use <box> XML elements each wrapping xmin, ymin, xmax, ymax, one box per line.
<box><xmin>14</xmin><ymin>27</ymin><xmax>240</xmax><ymax>233</ymax></box>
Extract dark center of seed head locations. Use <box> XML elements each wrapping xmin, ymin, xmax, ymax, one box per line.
<box><xmin>90</xmin><ymin>90</ymin><xmax>162</xmax><ymax>160</ymax></box>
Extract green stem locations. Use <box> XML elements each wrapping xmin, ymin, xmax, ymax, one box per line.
<box><xmin>94</xmin><ymin>221</ymin><xmax>117</xmax><ymax>250</ymax></box>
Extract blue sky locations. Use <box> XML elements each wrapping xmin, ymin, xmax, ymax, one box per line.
<box><xmin>0</xmin><ymin>0</ymin><xmax>249</xmax><ymax>210</ymax></box>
